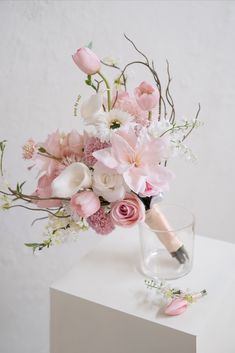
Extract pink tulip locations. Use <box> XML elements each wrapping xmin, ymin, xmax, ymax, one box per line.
<box><xmin>164</xmin><ymin>298</ymin><xmax>188</xmax><ymax>316</ymax></box>
<box><xmin>134</xmin><ymin>81</ymin><xmax>159</xmax><ymax>111</ymax></box>
<box><xmin>72</xmin><ymin>47</ymin><xmax>101</xmax><ymax>75</ymax></box>
<box><xmin>70</xmin><ymin>191</ymin><xmax>100</xmax><ymax>218</ymax></box>
<box><xmin>110</xmin><ymin>193</ymin><xmax>145</xmax><ymax>227</ymax></box>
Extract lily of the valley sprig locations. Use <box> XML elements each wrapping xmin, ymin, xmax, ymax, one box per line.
<box><xmin>145</xmin><ymin>279</ymin><xmax>207</xmax><ymax>316</ymax></box>
<box><xmin>0</xmin><ymin>35</ymin><xmax>201</xmax><ymax>251</ymax></box>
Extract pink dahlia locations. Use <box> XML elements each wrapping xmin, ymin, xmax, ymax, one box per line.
<box><xmin>87</xmin><ymin>207</ymin><xmax>115</xmax><ymax>235</ymax></box>
<box><xmin>83</xmin><ymin>136</ymin><xmax>110</xmax><ymax>167</ymax></box>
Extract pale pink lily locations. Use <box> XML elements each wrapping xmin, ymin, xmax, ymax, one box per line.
<box><xmin>93</xmin><ymin>126</ymin><xmax>172</xmax><ymax>194</ymax></box>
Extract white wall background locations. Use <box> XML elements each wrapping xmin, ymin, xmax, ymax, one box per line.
<box><xmin>0</xmin><ymin>1</ymin><xmax>234</xmax><ymax>352</ymax></box>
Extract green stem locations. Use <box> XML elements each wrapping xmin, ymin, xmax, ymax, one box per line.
<box><xmin>0</xmin><ymin>141</ymin><xmax>6</xmax><ymax>177</ymax></box>
<box><xmin>97</xmin><ymin>71</ymin><xmax>111</xmax><ymax>111</ymax></box>
<box><xmin>160</xmin><ymin>123</ymin><xmax>190</xmax><ymax>137</ymax></box>
<box><xmin>148</xmin><ymin>111</ymin><xmax>152</xmax><ymax>121</ymax></box>
<box><xmin>0</xmin><ymin>151</ymin><xmax>3</xmax><ymax>176</ymax></box>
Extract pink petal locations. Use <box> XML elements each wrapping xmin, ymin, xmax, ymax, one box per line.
<box><xmin>123</xmin><ymin>168</ymin><xmax>146</xmax><ymax>194</ymax></box>
<box><xmin>93</xmin><ymin>148</ymin><xmax>118</xmax><ymax>169</ymax></box>
<box><xmin>164</xmin><ymin>298</ymin><xmax>188</xmax><ymax>316</ymax></box>
<box><xmin>111</xmin><ymin>132</ymin><xmax>135</xmax><ymax>165</ymax></box>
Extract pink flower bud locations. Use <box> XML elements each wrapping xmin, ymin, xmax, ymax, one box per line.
<box><xmin>70</xmin><ymin>191</ymin><xmax>100</xmax><ymax>218</ymax></box>
<box><xmin>72</xmin><ymin>47</ymin><xmax>101</xmax><ymax>75</ymax></box>
<box><xmin>22</xmin><ymin>139</ymin><xmax>36</xmax><ymax>160</ymax></box>
<box><xmin>134</xmin><ymin>81</ymin><xmax>159</xmax><ymax>111</ymax></box>
<box><xmin>164</xmin><ymin>298</ymin><xmax>188</xmax><ymax>316</ymax></box>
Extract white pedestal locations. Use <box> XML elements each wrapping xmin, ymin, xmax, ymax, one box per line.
<box><xmin>50</xmin><ymin>228</ymin><xmax>235</xmax><ymax>353</ymax></box>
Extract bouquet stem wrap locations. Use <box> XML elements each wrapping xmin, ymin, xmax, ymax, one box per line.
<box><xmin>145</xmin><ymin>204</ymin><xmax>189</xmax><ymax>264</ymax></box>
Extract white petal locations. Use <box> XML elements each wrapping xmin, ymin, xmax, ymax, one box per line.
<box><xmin>80</xmin><ymin>93</ymin><xmax>103</xmax><ymax>120</ymax></box>
<box><xmin>51</xmin><ymin>162</ymin><xmax>92</xmax><ymax>198</ymax></box>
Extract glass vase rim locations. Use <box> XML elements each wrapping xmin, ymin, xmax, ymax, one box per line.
<box><xmin>140</xmin><ymin>202</ymin><xmax>195</xmax><ymax>233</ymax></box>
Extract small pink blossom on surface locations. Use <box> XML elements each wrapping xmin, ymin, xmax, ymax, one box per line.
<box><xmin>87</xmin><ymin>207</ymin><xmax>115</xmax><ymax>235</ymax></box>
<box><xmin>32</xmin><ymin>172</ymin><xmax>61</xmax><ymax>208</ymax></box>
<box><xmin>22</xmin><ymin>139</ymin><xmax>36</xmax><ymax>160</ymax></box>
<box><xmin>70</xmin><ymin>191</ymin><xmax>100</xmax><ymax>218</ymax></box>
<box><xmin>164</xmin><ymin>298</ymin><xmax>188</xmax><ymax>316</ymax></box>
<box><xmin>83</xmin><ymin>136</ymin><xmax>110</xmax><ymax>167</ymax></box>
<box><xmin>72</xmin><ymin>47</ymin><xmax>101</xmax><ymax>75</ymax></box>
<box><xmin>110</xmin><ymin>192</ymin><xmax>145</xmax><ymax>227</ymax></box>
<box><xmin>134</xmin><ymin>81</ymin><xmax>159</xmax><ymax>111</ymax></box>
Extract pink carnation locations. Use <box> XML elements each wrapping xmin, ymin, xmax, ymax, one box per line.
<box><xmin>83</xmin><ymin>136</ymin><xmax>110</xmax><ymax>167</ymax></box>
<box><xmin>87</xmin><ymin>207</ymin><xmax>115</xmax><ymax>235</ymax></box>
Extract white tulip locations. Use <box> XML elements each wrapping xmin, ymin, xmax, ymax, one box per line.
<box><xmin>93</xmin><ymin>162</ymin><xmax>126</xmax><ymax>202</ymax></box>
<box><xmin>80</xmin><ymin>93</ymin><xmax>103</xmax><ymax>123</ymax></box>
<box><xmin>51</xmin><ymin>162</ymin><xmax>92</xmax><ymax>198</ymax></box>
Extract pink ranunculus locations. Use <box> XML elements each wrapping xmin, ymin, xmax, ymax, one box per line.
<box><xmin>164</xmin><ymin>298</ymin><xmax>188</xmax><ymax>316</ymax></box>
<box><xmin>70</xmin><ymin>191</ymin><xmax>100</xmax><ymax>218</ymax></box>
<box><xmin>33</xmin><ymin>172</ymin><xmax>61</xmax><ymax>208</ymax></box>
<box><xmin>134</xmin><ymin>81</ymin><xmax>159</xmax><ymax>111</ymax></box>
<box><xmin>72</xmin><ymin>47</ymin><xmax>101</xmax><ymax>75</ymax></box>
<box><xmin>110</xmin><ymin>193</ymin><xmax>145</xmax><ymax>227</ymax></box>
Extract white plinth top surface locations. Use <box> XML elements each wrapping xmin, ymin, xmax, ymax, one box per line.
<box><xmin>51</xmin><ymin>227</ymin><xmax>235</xmax><ymax>337</ymax></box>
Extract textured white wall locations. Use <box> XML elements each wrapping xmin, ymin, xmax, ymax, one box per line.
<box><xmin>0</xmin><ymin>1</ymin><xmax>235</xmax><ymax>353</ymax></box>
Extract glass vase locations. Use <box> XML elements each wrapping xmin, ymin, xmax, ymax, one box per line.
<box><xmin>139</xmin><ymin>203</ymin><xmax>195</xmax><ymax>280</ymax></box>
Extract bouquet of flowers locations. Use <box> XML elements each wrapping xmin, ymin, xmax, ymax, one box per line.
<box><xmin>0</xmin><ymin>35</ymin><xmax>201</xmax><ymax>257</ymax></box>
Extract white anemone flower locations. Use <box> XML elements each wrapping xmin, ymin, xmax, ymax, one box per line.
<box><xmin>95</xmin><ymin>109</ymin><xmax>134</xmax><ymax>142</ymax></box>
<box><xmin>51</xmin><ymin>162</ymin><xmax>92</xmax><ymax>198</ymax></box>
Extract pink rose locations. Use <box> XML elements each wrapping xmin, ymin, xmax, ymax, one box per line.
<box><xmin>72</xmin><ymin>47</ymin><xmax>101</xmax><ymax>75</ymax></box>
<box><xmin>110</xmin><ymin>193</ymin><xmax>145</xmax><ymax>227</ymax></box>
<box><xmin>164</xmin><ymin>298</ymin><xmax>188</xmax><ymax>316</ymax></box>
<box><xmin>134</xmin><ymin>81</ymin><xmax>159</xmax><ymax>111</ymax></box>
<box><xmin>70</xmin><ymin>191</ymin><xmax>100</xmax><ymax>218</ymax></box>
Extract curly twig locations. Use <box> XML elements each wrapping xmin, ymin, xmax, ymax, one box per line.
<box><xmin>124</xmin><ymin>33</ymin><xmax>150</xmax><ymax>65</ymax></box>
<box><xmin>165</xmin><ymin>60</ymin><xmax>175</xmax><ymax>123</ymax></box>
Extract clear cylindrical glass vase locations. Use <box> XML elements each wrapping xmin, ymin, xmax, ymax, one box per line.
<box><xmin>139</xmin><ymin>203</ymin><xmax>195</xmax><ymax>280</ymax></box>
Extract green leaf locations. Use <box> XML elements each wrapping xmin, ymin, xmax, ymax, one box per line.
<box><xmin>87</xmin><ymin>41</ymin><xmax>93</xmax><ymax>49</ymax></box>
<box><xmin>19</xmin><ymin>181</ymin><xmax>26</xmax><ymax>190</ymax></box>
<box><xmin>38</xmin><ymin>147</ymin><xmax>47</xmax><ymax>153</ymax></box>
<box><xmin>85</xmin><ymin>75</ymin><xmax>92</xmax><ymax>86</ymax></box>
